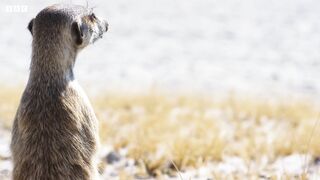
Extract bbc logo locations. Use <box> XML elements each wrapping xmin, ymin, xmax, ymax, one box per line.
<box><xmin>5</xmin><ymin>5</ymin><xmax>28</xmax><ymax>13</ymax></box>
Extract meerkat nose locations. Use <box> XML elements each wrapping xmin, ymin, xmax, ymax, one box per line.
<box><xmin>104</xmin><ymin>21</ymin><xmax>108</xmax><ymax>32</ymax></box>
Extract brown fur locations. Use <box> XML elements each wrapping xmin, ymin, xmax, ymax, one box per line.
<box><xmin>11</xmin><ymin>4</ymin><xmax>108</xmax><ymax>180</ymax></box>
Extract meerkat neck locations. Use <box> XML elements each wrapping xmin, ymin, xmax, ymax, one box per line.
<box><xmin>28</xmin><ymin>37</ymin><xmax>77</xmax><ymax>89</ymax></box>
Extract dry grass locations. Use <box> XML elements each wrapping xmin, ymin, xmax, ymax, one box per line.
<box><xmin>93</xmin><ymin>92</ymin><xmax>320</xmax><ymax>177</ymax></box>
<box><xmin>0</xmin><ymin>86</ymin><xmax>23</xmax><ymax>129</ymax></box>
<box><xmin>1</xmin><ymin>87</ymin><xmax>320</xmax><ymax>178</ymax></box>
<box><xmin>95</xmin><ymin>93</ymin><xmax>226</xmax><ymax>174</ymax></box>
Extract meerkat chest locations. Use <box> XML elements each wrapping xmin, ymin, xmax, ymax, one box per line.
<box><xmin>64</xmin><ymin>80</ymin><xmax>91</xmax><ymax>106</ymax></box>
<box><xmin>60</xmin><ymin>80</ymin><xmax>96</xmax><ymax>118</ymax></box>
<box><xmin>60</xmin><ymin>80</ymin><xmax>98</xmax><ymax>127</ymax></box>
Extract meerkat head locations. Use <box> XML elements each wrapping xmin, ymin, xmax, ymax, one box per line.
<box><xmin>28</xmin><ymin>4</ymin><xmax>108</xmax><ymax>51</ymax></box>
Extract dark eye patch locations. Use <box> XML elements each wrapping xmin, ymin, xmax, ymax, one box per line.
<box><xmin>89</xmin><ymin>13</ymin><xmax>96</xmax><ymax>22</ymax></box>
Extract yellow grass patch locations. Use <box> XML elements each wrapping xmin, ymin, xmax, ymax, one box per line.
<box><xmin>0</xmin><ymin>87</ymin><xmax>319</xmax><ymax>177</ymax></box>
<box><xmin>93</xmin><ymin>92</ymin><xmax>320</xmax><ymax>176</ymax></box>
<box><xmin>0</xmin><ymin>86</ymin><xmax>23</xmax><ymax>129</ymax></box>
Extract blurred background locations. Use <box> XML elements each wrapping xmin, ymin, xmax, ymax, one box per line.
<box><xmin>2</xmin><ymin>0</ymin><xmax>320</xmax><ymax>97</ymax></box>
<box><xmin>1</xmin><ymin>0</ymin><xmax>320</xmax><ymax>179</ymax></box>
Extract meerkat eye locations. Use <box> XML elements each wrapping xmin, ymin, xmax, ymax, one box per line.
<box><xmin>89</xmin><ymin>13</ymin><xmax>96</xmax><ymax>21</ymax></box>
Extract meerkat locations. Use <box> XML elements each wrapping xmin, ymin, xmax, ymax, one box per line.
<box><xmin>10</xmin><ymin>4</ymin><xmax>108</xmax><ymax>180</ymax></box>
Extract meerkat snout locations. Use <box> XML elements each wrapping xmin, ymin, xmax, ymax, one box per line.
<box><xmin>104</xmin><ymin>20</ymin><xmax>109</xmax><ymax>32</ymax></box>
<box><xmin>71</xmin><ymin>12</ymin><xmax>109</xmax><ymax>47</ymax></box>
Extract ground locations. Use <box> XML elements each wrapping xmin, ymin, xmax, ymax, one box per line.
<box><xmin>0</xmin><ymin>88</ymin><xmax>320</xmax><ymax>179</ymax></box>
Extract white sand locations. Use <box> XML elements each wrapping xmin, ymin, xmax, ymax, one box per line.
<box><xmin>1</xmin><ymin>0</ymin><xmax>320</xmax><ymax>98</ymax></box>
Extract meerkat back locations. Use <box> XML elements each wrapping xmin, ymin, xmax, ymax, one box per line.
<box><xmin>10</xmin><ymin>4</ymin><xmax>108</xmax><ymax>180</ymax></box>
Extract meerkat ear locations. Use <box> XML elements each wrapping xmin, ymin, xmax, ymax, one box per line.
<box><xmin>71</xmin><ymin>21</ymin><xmax>84</xmax><ymax>45</ymax></box>
<box><xmin>28</xmin><ymin>18</ymin><xmax>34</xmax><ymax>35</ymax></box>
